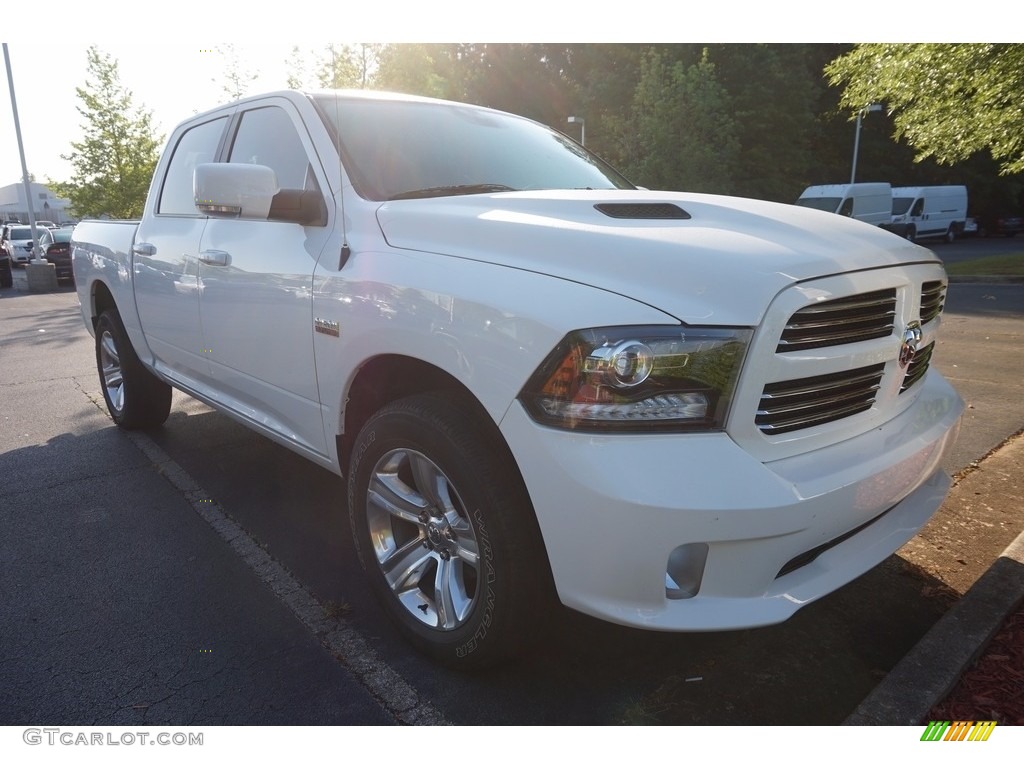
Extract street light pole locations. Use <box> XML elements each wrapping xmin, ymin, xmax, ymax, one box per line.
<box><xmin>850</xmin><ymin>103</ymin><xmax>883</xmax><ymax>184</ymax></box>
<box><xmin>567</xmin><ymin>115</ymin><xmax>585</xmax><ymax>147</ymax></box>
<box><xmin>4</xmin><ymin>44</ymin><xmax>42</xmax><ymax>258</ymax></box>
<box><xmin>4</xmin><ymin>43</ymin><xmax>56</xmax><ymax>291</ymax></box>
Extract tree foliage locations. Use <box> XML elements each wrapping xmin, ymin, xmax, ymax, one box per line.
<box><xmin>623</xmin><ymin>48</ymin><xmax>739</xmax><ymax>193</ymax></box>
<box><xmin>375</xmin><ymin>44</ymin><xmax>453</xmax><ymax>98</ymax></box>
<box><xmin>53</xmin><ymin>47</ymin><xmax>162</xmax><ymax>219</ymax></box>
<box><xmin>214</xmin><ymin>44</ymin><xmax>259</xmax><ymax>101</ymax></box>
<box><xmin>317</xmin><ymin>44</ymin><xmax>381</xmax><ymax>89</ymax></box>
<box><xmin>286</xmin><ymin>46</ymin><xmax>308</xmax><ymax>90</ymax></box>
<box><xmin>826</xmin><ymin>44</ymin><xmax>1024</xmax><ymax>175</ymax></box>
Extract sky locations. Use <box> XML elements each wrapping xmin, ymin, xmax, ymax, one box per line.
<box><xmin>0</xmin><ymin>42</ymin><xmax>295</xmax><ymax>186</ymax></box>
<box><xmin>1</xmin><ymin>3</ymin><xmax>1006</xmax><ymax>188</ymax></box>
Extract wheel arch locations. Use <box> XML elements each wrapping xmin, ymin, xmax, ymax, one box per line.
<box><xmin>338</xmin><ymin>354</ymin><xmax>520</xmax><ymax>482</ymax></box>
<box><xmin>89</xmin><ymin>279</ymin><xmax>117</xmax><ymax>329</ymax></box>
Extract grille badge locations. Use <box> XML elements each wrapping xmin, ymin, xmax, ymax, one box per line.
<box><xmin>899</xmin><ymin>321</ymin><xmax>922</xmax><ymax>368</ymax></box>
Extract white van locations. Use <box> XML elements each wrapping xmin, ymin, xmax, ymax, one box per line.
<box><xmin>887</xmin><ymin>186</ymin><xmax>968</xmax><ymax>243</ymax></box>
<box><xmin>795</xmin><ymin>183</ymin><xmax>892</xmax><ymax>227</ymax></box>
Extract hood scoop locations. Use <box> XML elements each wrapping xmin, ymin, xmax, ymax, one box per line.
<box><xmin>594</xmin><ymin>202</ymin><xmax>691</xmax><ymax>220</ymax></box>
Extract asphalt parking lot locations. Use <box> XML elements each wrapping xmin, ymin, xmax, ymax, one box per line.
<box><xmin>1</xmin><ymin>242</ymin><xmax>1022</xmax><ymax>725</ymax></box>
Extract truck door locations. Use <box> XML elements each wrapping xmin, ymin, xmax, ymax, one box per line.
<box><xmin>134</xmin><ymin>115</ymin><xmax>229</xmax><ymax>388</ymax></box>
<box><xmin>196</xmin><ymin>99</ymin><xmax>336</xmax><ymax>457</ymax></box>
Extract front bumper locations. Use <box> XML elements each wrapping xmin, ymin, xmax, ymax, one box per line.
<box><xmin>500</xmin><ymin>368</ymin><xmax>962</xmax><ymax>631</ymax></box>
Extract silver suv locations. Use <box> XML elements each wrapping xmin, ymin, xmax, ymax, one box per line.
<box><xmin>2</xmin><ymin>225</ymin><xmax>54</xmax><ymax>265</ymax></box>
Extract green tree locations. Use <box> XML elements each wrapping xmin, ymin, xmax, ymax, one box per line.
<box><xmin>317</xmin><ymin>44</ymin><xmax>379</xmax><ymax>89</ymax></box>
<box><xmin>214</xmin><ymin>43</ymin><xmax>259</xmax><ymax>101</ymax></box>
<box><xmin>705</xmin><ymin>44</ymin><xmax>823</xmax><ymax>201</ymax></box>
<box><xmin>286</xmin><ymin>46</ymin><xmax>309</xmax><ymax>89</ymax></box>
<box><xmin>376</xmin><ymin>44</ymin><xmax>477</xmax><ymax>100</ymax></box>
<box><xmin>625</xmin><ymin>48</ymin><xmax>739</xmax><ymax>193</ymax></box>
<box><xmin>554</xmin><ymin>44</ymin><xmax>646</xmax><ymax>166</ymax></box>
<box><xmin>52</xmin><ymin>47</ymin><xmax>162</xmax><ymax>219</ymax></box>
<box><xmin>826</xmin><ymin>44</ymin><xmax>1024</xmax><ymax>175</ymax></box>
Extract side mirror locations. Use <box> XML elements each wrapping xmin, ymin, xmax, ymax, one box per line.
<box><xmin>194</xmin><ymin>162</ymin><xmax>278</xmax><ymax>219</ymax></box>
<box><xmin>268</xmin><ymin>189</ymin><xmax>328</xmax><ymax>226</ymax></box>
<box><xmin>193</xmin><ymin>162</ymin><xmax>326</xmax><ymax>226</ymax></box>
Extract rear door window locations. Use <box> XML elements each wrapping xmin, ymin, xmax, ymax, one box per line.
<box><xmin>158</xmin><ymin>117</ymin><xmax>229</xmax><ymax>215</ymax></box>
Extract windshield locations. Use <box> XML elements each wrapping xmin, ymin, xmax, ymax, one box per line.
<box><xmin>891</xmin><ymin>197</ymin><xmax>914</xmax><ymax>215</ymax></box>
<box><xmin>52</xmin><ymin>230</ymin><xmax>72</xmax><ymax>243</ymax></box>
<box><xmin>10</xmin><ymin>227</ymin><xmax>37</xmax><ymax>240</ymax></box>
<box><xmin>313</xmin><ymin>94</ymin><xmax>634</xmax><ymax>201</ymax></box>
<box><xmin>794</xmin><ymin>197</ymin><xmax>841</xmax><ymax>213</ymax></box>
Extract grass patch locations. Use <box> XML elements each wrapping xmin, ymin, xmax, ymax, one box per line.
<box><xmin>945</xmin><ymin>252</ymin><xmax>1024</xmax><ymax>276</ymax></box>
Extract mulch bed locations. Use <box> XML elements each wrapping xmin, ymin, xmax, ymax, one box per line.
<box><xmin>927</xmin><ymin>602</ymin><xmax>1024</xmax><ymax>725</ymax></box>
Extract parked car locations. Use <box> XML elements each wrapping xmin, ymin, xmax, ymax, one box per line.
<box><xmin>0</xmin><ymin>246</ymin><xmax>12</xmax><ymax>288</ymax></box>
<box><xmin>1</xmin><ymin>224</ymin><xmax>15</xmax><ymax>265</ymax></box>
<box><xmin>44</xmin><ymin>227</ymin><xmax>74</xmax><ymax>282</ymax></box>
<box><xmin>976</xmin><ymin>212</ymin><xmax>1023</xmax><ymax>238</ymax></box>
<box><xmin>36</xmin><ymin>220</ymin><xmax>58</xmax><ymax>229</ymax></box>
<box><xmin>3</xmin><ymin>225</ymin><xmax>53</xmax><ymax>265</ymax></box>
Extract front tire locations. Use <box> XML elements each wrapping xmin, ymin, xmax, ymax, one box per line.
<box><xmin>95</xmin><ymin>309</ymin><xmax>172</xmax><ymax>429</ymax></box>
<box><xmin>347</xmin><ymin>393</ymin><xmax>553</xmax><ymax>669</ymax></box>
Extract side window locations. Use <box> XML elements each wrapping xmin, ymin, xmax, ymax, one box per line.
<box><xmin>838</xmin><ymin>197</ymin><xmax>854</xmax><ymax>217</ymax></box>
<box><xmin>158</xmin><ymin>117</ymin><xmax>228</xmax><ymax>215</ymax></box>
<box><xmin>228</xmin><ymin>106</ymin><xmax>317</xmax><ymax>192</ymax></box>
<box><xmin>911</xmin><ymin>199</ymin><xmax>924</xmax><ymax>217</ymax></box>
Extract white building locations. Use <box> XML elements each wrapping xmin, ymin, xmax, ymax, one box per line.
<box><xmin>0</xmin><ymin>182</ymin><xmax>73</xmax><ymax>224</ymax></box>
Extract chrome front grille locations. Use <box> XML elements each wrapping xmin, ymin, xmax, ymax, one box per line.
<box><xmin>736</xmin><ymin>268</ymin><xmax>949</xmax><ymax>458</ymax></box>
<box><xmin>777</xmin><ymin>289</ymin><xmax>896</xmax><ymax>352</ymax></box>
<box><xmin>900</xmin><ymin>341</ymin><xmax>935</xmax><ymax>393</ymax></box>
<box><xmin>756</xmin><ymin>363</ymin><xmax>885</xmax><ymax>435</ymax></box>
<box><xmin>920</xmin><ymin>281</ymin><xmax>946</xmax><ymax>324</ymax></box>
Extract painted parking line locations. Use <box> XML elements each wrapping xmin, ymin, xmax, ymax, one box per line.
<box><xmin>78</xmin><ymin>382</ymin><xmax>449</xmax><ymax>726</ymax></box>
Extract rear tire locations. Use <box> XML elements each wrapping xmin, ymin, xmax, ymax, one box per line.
<box><xmin>347</xmin><ymin>393</ymin><xmax>554</xmax><ymax>669</ymax></box>
<box><xmin>95</xmin><ymin>309</ymin><xmax>172</xmax><ymax>429</ymax></box>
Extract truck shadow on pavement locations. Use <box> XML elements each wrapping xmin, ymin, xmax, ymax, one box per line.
<box><xmin>129</xmin><ymin>400</ymin><xmax>964</xmax><ymax>725</ymax></box>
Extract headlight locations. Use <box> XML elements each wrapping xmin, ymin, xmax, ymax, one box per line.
<box><xmin>519</xmin><ymin>325</ymin><xmax>751</xmax><ymax>432</ymax></box>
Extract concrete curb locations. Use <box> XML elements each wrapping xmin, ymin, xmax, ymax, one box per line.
<box><xmin>947</xmin><ymin>275</ymin><xmax>1024</xmax><ymax>284</ymax></box>
<box><xmin>845</xmin><ymin>527</ymin><xmax>1024</xmax><ymax>725</ymax></box>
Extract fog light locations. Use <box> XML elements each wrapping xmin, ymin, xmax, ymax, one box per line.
<box><xmin>665</xmin><ymin>543</ymin><xmax>709</xmax><ymax>599</ymax></box>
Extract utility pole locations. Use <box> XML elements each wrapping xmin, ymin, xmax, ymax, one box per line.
<box><xmin>850</xmin><ymin>103</ymin><xmax>883</xmax><ymax>184</ymax></box>
<box><xmin>3</xmin><ymin>43</ymin><xmax>56</xmax><ymax>290</ymax></box>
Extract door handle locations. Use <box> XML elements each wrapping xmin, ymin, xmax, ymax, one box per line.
<box><xmin>132</xmin><ymin>242</ymin><xmax>156</xmax><ymax>257</ymax></box>
<box><xmin>199</xmin><ymin>250</ymin><xmax>230</xmax><ymax>266</ymax></box>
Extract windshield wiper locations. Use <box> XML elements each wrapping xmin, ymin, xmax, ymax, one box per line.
<box><xmin>387</xmin><ymin>183</ymin><xmax>517</xmax><ymax>201</ymax></box>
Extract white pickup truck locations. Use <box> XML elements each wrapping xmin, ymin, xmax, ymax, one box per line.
<box><xmin>73</xmin><ymin>89</ymin><xmax>964</xmax><ymax>668</ymax></box>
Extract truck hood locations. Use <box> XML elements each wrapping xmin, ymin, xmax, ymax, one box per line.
<box><xmin>374</xmin><ymin>190</ymin><xmax>937</xmax><ymax>326</ymax></box>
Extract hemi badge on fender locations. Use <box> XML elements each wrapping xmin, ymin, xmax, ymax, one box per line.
<box><xmin>314</xmin><ymin>318</ymin><xmax>340</xmax><ymax>337</ymax></box>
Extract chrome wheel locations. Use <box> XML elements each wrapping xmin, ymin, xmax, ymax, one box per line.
<box><xmin>99</xmin><ymin>329</ymin><xmax>125</xmax><ymax>413</ymax></box>
<box><xmin>93</xmin><ymin>309</ymin><xmax>172</xmax><ymax>429</ymax></box>
<box><xmin>366</xmin><ymin>448</ymin><xmax>480</xmax><ymax>630</ymax></box>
